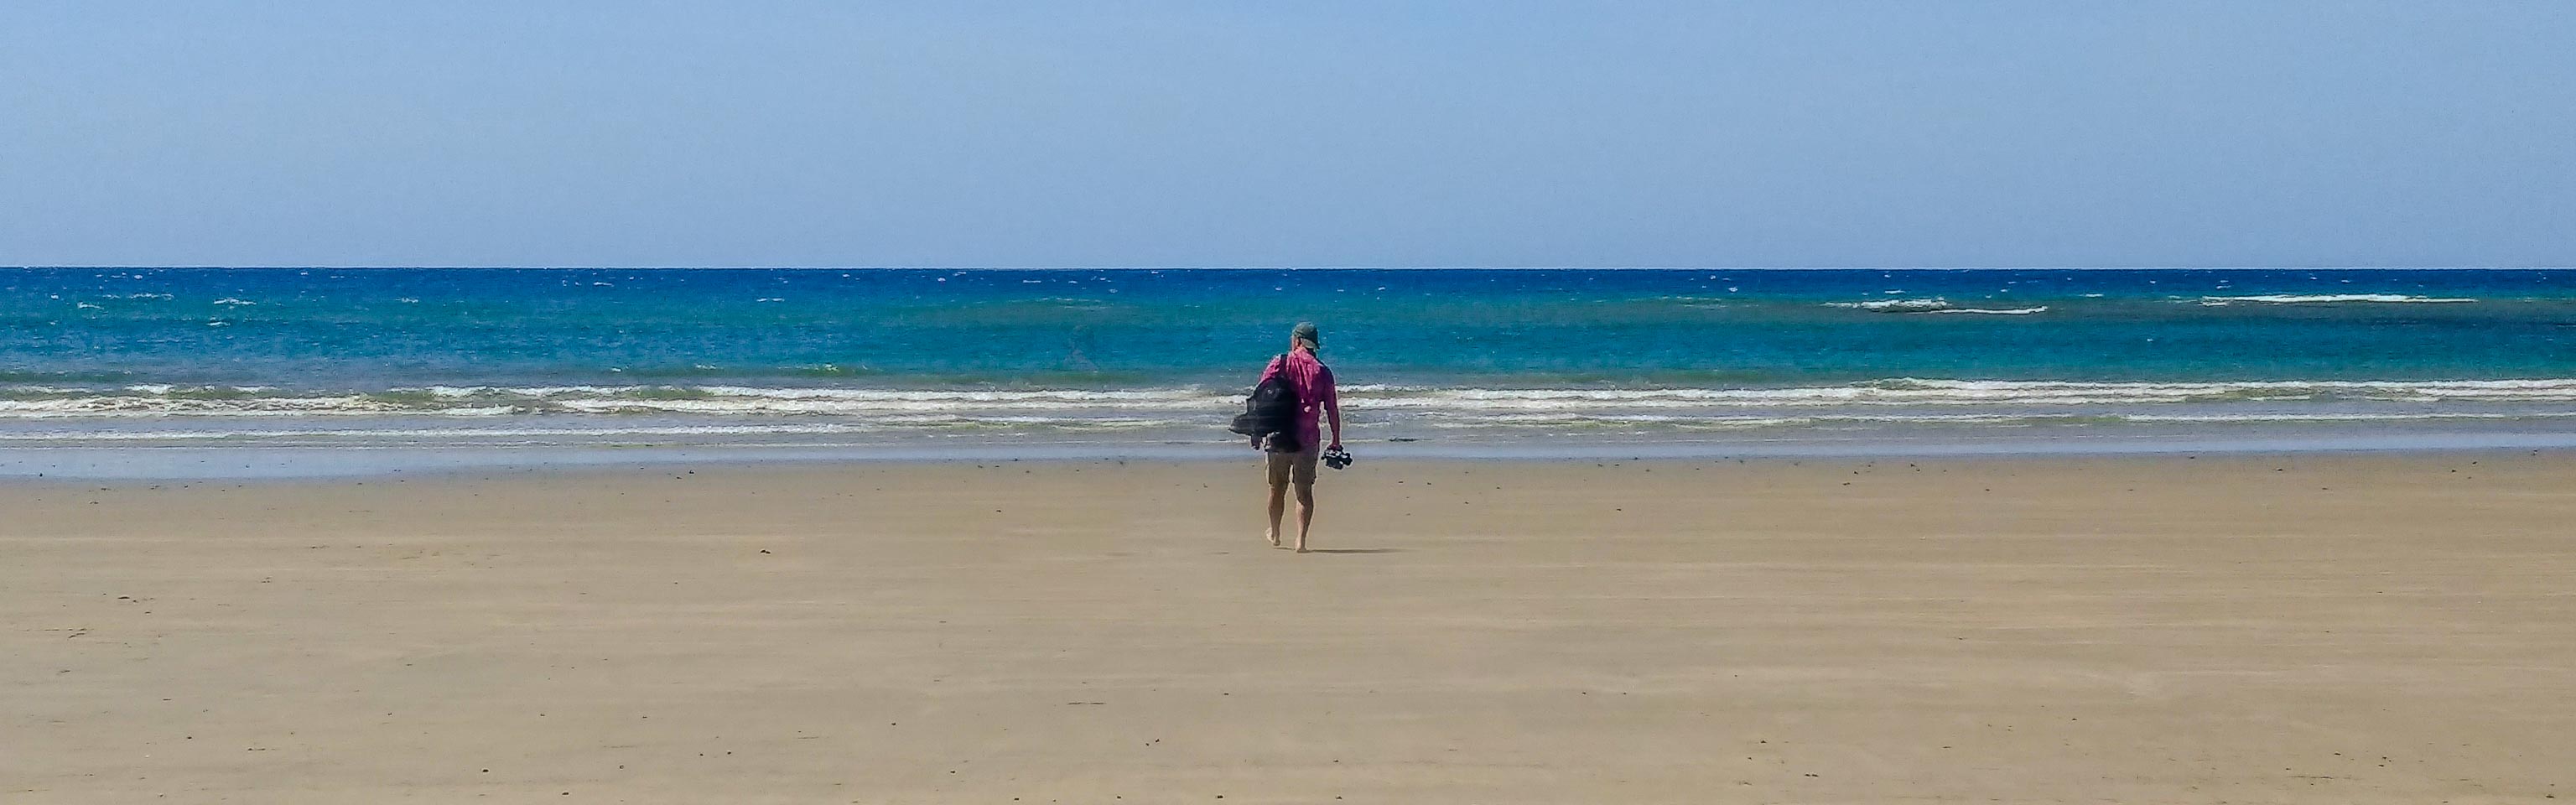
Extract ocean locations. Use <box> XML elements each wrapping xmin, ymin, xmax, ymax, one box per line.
<box><xmin>8</xmin><ymin>267</ymin><xmax>2576</xmax><ymax>475</ymax></box>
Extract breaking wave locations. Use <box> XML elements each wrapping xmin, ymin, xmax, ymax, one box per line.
<box><xmin>1825</xmin><ymin>299</ymin><xmax>2047</xmax><ymax>315</ymax></box>
<box><xmin>2199</xmin><ymin>294</ymin><xmax>2477</xmax><ymax>304</ymax></box>
<box><xmin>1929</xmin><ymin>306</ymin><xmax>2047</xmax><ymax>315</ymax></box>
<box><xmin>1826</xmin><ymin>298</ymin><xmax>1956</xmax><ymax>312</ymax></box>
<box><xmin>9</xmin><ymin>378</ymin><xmax>2576</xmax><ymax>420</ymax></box>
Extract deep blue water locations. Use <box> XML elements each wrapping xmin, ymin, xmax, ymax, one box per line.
<box><xmin>10</xmin><ymin>267</ymin><xmax>2576</xmax><ymax>388</ymax></box>
<box><xmin>8</xmin><ymin>267</ymin><xmax>2576</xmax><ymax>464</ymax></box>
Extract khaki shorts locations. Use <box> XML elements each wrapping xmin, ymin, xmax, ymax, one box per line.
<box><xmin>1265</xmin><ymin>444</ymin><xmax>1320</xmax><ymax>487</ymax></box>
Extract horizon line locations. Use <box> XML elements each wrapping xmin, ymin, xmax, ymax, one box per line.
<box><xmin>7</xmin><ymin>264</ymin><xmax>2573</xmax><ymax>272</ymax></box>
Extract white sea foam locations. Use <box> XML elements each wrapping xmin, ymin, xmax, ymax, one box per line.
<box><xmin>1826</xmin><ymin>298</ymin><xmax>1952</xmax><ymax>312</ymax></box>
<box><xmin>1344</xmin><ymin>379</ymin><xmax>2576</xmax><ymax>408</ymax></box>
<box><xmin>1928</xmin><ymin>306</ymin><xmax>2047</xmax><ymax>315</ymax></box>
<box><xmin>0</xmin><ymin>385</ymin><xmax>1239</xmax><ymax>418</ymax></box>
<box><xmin>13</xmin><ymin>408</ymin><xmax>2574</xmax><ymax>445</ymax></box>
<box><xmin>2200</xmin><ymin>293</ymin><xmax>2475</xmax><ymax>304</ymax></box>
<box><xmin>1422</xmin><ymin>413</ymin><xmax>2038</xmax><ymax>429</ymax></box>
<box><xmin>211</xmin><ymin>298</ymin><xmax>256</xmax><ymax>306</ymax></box>
<box><xmin>0</xmin><ymin>416</ymin><xmax>1202</xmax><ymax>441</ymax></box>
<box><xmin>1825</xmin><ymin>299</ymin><xmax>2047</xmax><ymax>314</ymax></box>
<box><xmin>0</xmin><ymin>423</ymin><xmax>881</xmax><ymax>441</ymax></box>
<box><xmin>12</xmin><ymin>379</ymin><xmax>2576</xmax><ymax>423</ymax></box>
<box><xmin>2118</xmin><ymin>411</ymin><xmax>2576</xmax><ymax>423</ymax></box>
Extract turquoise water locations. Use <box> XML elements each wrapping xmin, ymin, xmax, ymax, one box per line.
<box><xmin>8</xmin><ymin>267</ymin><xmax>2576</xmax><ymax>466</ymax></box>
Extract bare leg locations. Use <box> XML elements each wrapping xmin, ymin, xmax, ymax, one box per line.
<box><xmin>1265</xmin><ymin>480</ymin><xmax>1288</xmax><ymax>547</ymax></box>
<box><xmin>1292</xmin><ymin>479</ymin><xmax>1315</xmax><ymax>553</ymax></box>
<box><xmin>1265</xmin><ymin>455</ymin><xmax>1288</xmax><ymax>547</ymax></box>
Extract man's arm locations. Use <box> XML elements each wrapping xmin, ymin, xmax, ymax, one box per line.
<box><xmin>1324</xmin><ymin>371</ymin><xmax>1343</xmax><ymax>449</ymax></box>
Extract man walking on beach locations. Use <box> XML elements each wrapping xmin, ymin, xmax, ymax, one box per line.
<box><xmin>1257</xmin><ymin>322</ymin><xmax>1341</xmax><ymax>553</ymax></box>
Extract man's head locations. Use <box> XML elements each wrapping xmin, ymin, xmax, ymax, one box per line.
<box><xmin>1291</xmin><ymin>321</ymin><xmax>1321</xmax><ymax>352</ymax></box>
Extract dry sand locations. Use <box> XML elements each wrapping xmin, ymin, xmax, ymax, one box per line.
<box><xmin>4</xmin><ymin>454</ymin><xmax>2573</xmax><ymax>803</ymax></box>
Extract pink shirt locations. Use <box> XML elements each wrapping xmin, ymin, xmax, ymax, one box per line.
<box><xmin>1256</xmin><ymin>349</ymin><xmax>1338</xmax><ymax>449</ymax></box>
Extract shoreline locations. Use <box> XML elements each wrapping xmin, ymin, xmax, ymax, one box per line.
<box><xmin>11</xmin><ymin>424</ymin><xmax>2576</xmax><ymax>480</ymax></box>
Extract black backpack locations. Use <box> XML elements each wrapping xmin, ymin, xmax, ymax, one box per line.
<box><xmin>1228</xmin><ymin>355</ymin><xmax>1301</xmax><ymax>445</ymax></box>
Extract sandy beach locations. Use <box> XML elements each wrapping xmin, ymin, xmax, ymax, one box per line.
<box><xmin>5</xmin><ymin>453</ymin><xmax>2573</xmax><ymax>802</ymax></box>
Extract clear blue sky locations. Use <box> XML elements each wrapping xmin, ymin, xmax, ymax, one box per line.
<box><xmin>4</xmin><ymin>2</ymin><xmax>2570</xmax><ymax>267</ymax></box>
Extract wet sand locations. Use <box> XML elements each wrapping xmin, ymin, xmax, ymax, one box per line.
<box><xmin>5</xmin><ymin>454</ymin><xmax>2573</xmax><ymax>802</ymax></box>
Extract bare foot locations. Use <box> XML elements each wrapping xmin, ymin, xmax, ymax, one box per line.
<box><xmin>1265</xmin><ymin>531</ymin><xmax>1282</xmax><ymax>548</ymax></box>
<box><xmin>1294</xmin><ymin>540</ymin><xmax>1308</xmax><ymax>553</ymax></box>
